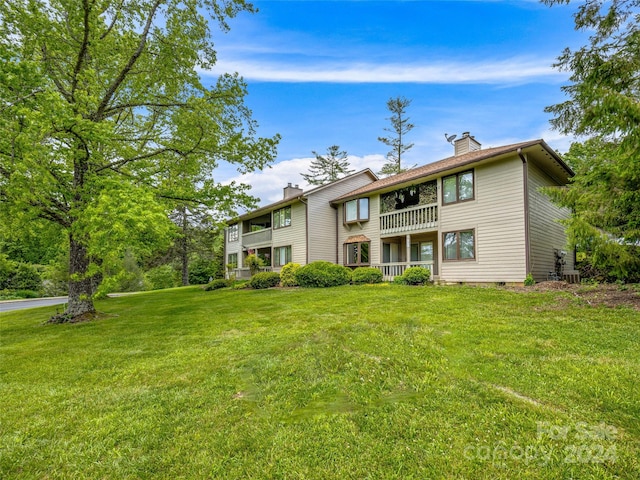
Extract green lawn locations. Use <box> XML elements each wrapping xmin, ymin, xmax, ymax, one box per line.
<box><xmin>1</xmin><ymin>285</ymin><xmax>638</xmax><ymax>479</ymax></box>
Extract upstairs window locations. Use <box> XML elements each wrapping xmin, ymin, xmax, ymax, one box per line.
<box><xmin>345</xmin><ymin>198</ymin><xmax>369</xmax><ymax>223</ymax></box>
<box><xmin>228</xmin><ymin>224</ymin><xmax>239</xmax><ymax>242</ymax></box>
<box><xmin>273</xmin><ymin>206</ymin><xmax>291</xmax><ymax>229</ymax></box>
<box><xmin>442</xmin><ymin>170</ymin><xmax>474</xmax><ymax>205</ymax></box>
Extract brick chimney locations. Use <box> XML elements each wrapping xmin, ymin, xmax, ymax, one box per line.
<box><xmin>454</xmin><ymin>132</ymin><xmax>481</xmax><ymax>156</ymax></box>
<box><xmin>283</xmin><ymin>183</ymin><xmax>303</xmax><ymax>200</ymax></box>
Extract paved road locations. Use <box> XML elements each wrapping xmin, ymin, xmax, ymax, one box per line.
<box><xmin>0</xmin><ymin>297</ymin><xmax>68</xmax><ymax>313</ymax></box>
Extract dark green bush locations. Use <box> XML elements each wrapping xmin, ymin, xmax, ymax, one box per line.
<box><xmin>280</xmin><ymin>262</ymin><xmax>301</xmax><ymax>287</ymax></box>
<box><xmin>204</xmin><ymin>278</ymin><xmax>231</xmax><ymax>291</ymax></box>
<box><xmin>351</xmin><ymin>267</ymin><xmax>383</xmax><ymax>284</ymax></box>
<box><xmin>393</xmin><ymin>275</ymin><xmax>407</xmax><ymax>285</ymax></box>
<box><xmin>249</xmin><ymin>271</ymin><xmax>281</xmax><ymax>289</ymax></box>
<box><xmin>294</xmin><ymin>261</ymin><xmax>352</xmax><ymax>288</ymax></box>
<box><xmin>401</xmin><ymin>267</ymin><xmax>432</xmax><ymax>285</ymax></box>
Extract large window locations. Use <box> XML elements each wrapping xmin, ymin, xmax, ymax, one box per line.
<box><xmin>274</xmin><ymin>246</ymin><xmax>292</xmax><ymax>267</ymax></box>
<box><xmin>273</xmin><ymin>206</ymin><xmax>291</xmax><ymax>229</ymax></box>
<box><xmin>442</xmin><ymin>170</ymin><xmax>474</xmax><ymax>204</ymax></box>
<box><xmin>345</xmin><ymin>242</ymin><xmax>370</xmax><ymax>266</ymax></box>
<box><xmin>411</xmin><ymin>241</ymin><xmax>434</xmax><ymax>262</ymax></box>
<box><xmin>345</xmin><ymin>198</ymin><xmax>369</xmax><ymax>223</ymax></box>
<box><xmin>443</xmin><ymin>230</ymin><xmax>475</xmax><ymax>261</ymax></box>
<box><xmin>228</xmin><ymin>224</ymin><xmax>239</xmax><ymax>242</ymax></box>
<box><xmin>227</xmin><ymin>253</ymin><xmax>238</xmax><ymax>268</ymax></box>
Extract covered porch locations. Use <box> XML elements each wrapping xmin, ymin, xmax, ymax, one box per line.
<box><xmin>373</xmin><ymin>232</ymin><xmax>438</xmax><ymax>281</ymax></box>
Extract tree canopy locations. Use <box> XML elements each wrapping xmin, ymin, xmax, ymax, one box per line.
<box><xmin>377</xmin><ymin>96</ymin><xmax>415</xmax><ymax>176</ymax></box>
<box><xmin>0</xmin><ymin>0</ymin><xmax>279</xmax><ymax>319</ymax></box>
<box><xmin>301</xmin><ymin>145</ymin><xmax>354</xmax><ymax>186</ymax></box>
<box><xmin>543</xmin><ymin>0</ymin><xmax>640</xmax><ymax>280</ymax></box>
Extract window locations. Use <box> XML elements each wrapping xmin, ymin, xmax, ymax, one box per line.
<box><xmin>345</xmin><ymin>242</ymin><xmax>370</xmax><ymax>266</ymax></box>
<box><xmin>228</xmin><ymin>224</ymin><xmax>239</xmax><ymax>242</ymax></box>
<box><xmin>227</xmin><ymin>253</ymin><xmax>238</xmax><ymax>268</ymax></box>
<box><xmin>345</xmin><ymin>198</ymin><xmax>369</xmax><ymax>223</ymax></box>
<box><xmin>274</xmin><ymin>246</ymin><xmax>292</xmax><ymax>267</ymax></box>
<box><xmin>442</xmin><ymin>170</ymin><xmax>474</xmax><ymax>204</ymax></box>
<box><xmin>410</xmin><ymin>241</ymin><xmax>434</xmax><ymax>262</ymax></box>
<box><xmin>273</xmin><ymin>206</ymin><xmax>291</xmax><ymax>229</ymax></box>
<box><xmin>443</xmin><ymin>230</ymin><xmax>475</xmax><ymax>261</ymax></box>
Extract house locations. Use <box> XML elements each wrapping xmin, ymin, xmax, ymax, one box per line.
<box><xmin>225</xmin><ymin>133</ymin><xmax>576</xmax><ymax>284</ymax></box>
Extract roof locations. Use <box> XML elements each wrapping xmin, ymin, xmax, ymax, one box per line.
<box><xmin>332</xmin><ymin>139</ymin><xmax>573</xmax><ymax>204</ymax></box>
<box><xmin>229</xmin><ymin>168</ymin><xmax>378</xmax><ymax>223</ymax></box>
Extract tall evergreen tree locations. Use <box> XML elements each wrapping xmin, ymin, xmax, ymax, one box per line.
<box><xmin>377</xmin><ymin>96</ymin><xmax>415</xmax><ymax>176</ymax></box>
<box><xmin>301</xmin><ymin>145</ymin><xmax>354</xmax><ymax>185</ymax></box>
<box><xmin>0</xmin><ymin>0</ymin><xmax>279</xmax><ymax>320</ymax></box>
<box><xmin>543</xmin><ymin>0</ymin><xmax>640</xmax><ymax>280</ymax></box>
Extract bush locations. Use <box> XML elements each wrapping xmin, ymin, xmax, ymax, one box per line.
<box><xmin>244</xmin><ymin>254</ymin><xmax>264</xmax><ymax>276</ymax></box>
<box><xmin>352</xmin><ymin>267</ymin><xmax>383</xmax><ymax>284</ymax></box>
<box><xmin>249</xmin><ymin>271</ymin><xmax>281</xmax><ymax>289</ymax></box>
<box><xmin>145</xmin><ymin>265</ymin><xmax>179</xmax><ymax>290</ymax></box>
<box><xmin>393</xmin><ymin>275</ymin><xmax>407</xmax><ymax>285</ymax></box>
<box><xmin>524</xmin><ymin>273</ymin><xmax>535</xmax><ymax>286</ymax></box>
<box><xmin>294</xmin><ymin>261</ymin><xmax>352</xmax><ymax>288</ymax></box>
<box><xmin>401</xmin><ymin>267</ymin><xmax>432</xmax><ymax>285</ymax></box>
<box><xmin>280</xmin><ymin>262</ymin><xmax>301</xmax><ymax>287</ymax></box>
<box><xmin>204</xmin><ymin>279</ymin><xmax>230</xmax><ymax>291</ymax></box>
<box><xmin>189</xmin><ymin>258</ymin><xmax>221</xmax><ymax>285</ymax></box>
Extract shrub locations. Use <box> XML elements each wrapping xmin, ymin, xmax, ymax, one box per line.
<box><xmin>244</xmin><ymin>254</ymin><xmax>264</xmax><ymax>276</ymax></box>
<box><xmin>11</xmin><ymin>262</ymin><xmax>42</xmax><ymax>291</ymax></box>
<box><xmin>352</xmin><ymin>267</ymin><xmax>383</xmax><ymax>284</ymax></box>
<box><xmin>204</xmin><ymin>279</ymin><xmax>230</xmax><ymax>291</ymax></box>
<box><xmin>280</xmin><ymin>262</ymin><xmax>301</xmax><ymax>287</ymax></box>
<box><xmin>295</xmin><ymin>261</ymin><xmax>352</xmax><ymax>288</ymax></box>
<box><xmin>189</xmin><ymin>258</ymin><xmax>221</xmax><ymax>285</ymax></box>
<box><xmin>393</xmin><ymin>275</ymin><xmax>407</xmax><ymax>285</ymax></box>
<box><xmin>524</xmin><ymin>273</ymin><xmax>535</xmax><ymax>286</ymax></box>
<box><xmin>249</xmin><ymin>271</ymin><xmax>281</xmax><ymax>289</ymax></box>
<box><xmin>402</xmin><ymin>267</ymin><xmax>431</xmax><ymax>285</ymax></box>
<box><xmin>145</xmin><ymin>265</ymin><xmax>179</xmax><ymax>290</ymax></box>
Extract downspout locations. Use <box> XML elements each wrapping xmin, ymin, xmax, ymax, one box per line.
<box><xmin>334</xmin><ymin>205</ymin><xmax>339</xmax><ymax>264</ymax></box>
<box><xmin>518</xmin><ymin>148</ymin><xmax>531</xmax><ymax>277</ymax></box>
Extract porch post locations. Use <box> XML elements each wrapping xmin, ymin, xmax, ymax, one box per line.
<box><xmin>405</xmin><ymin>234</ymin><xmax>411</xmax><ymax>268</ymax></box>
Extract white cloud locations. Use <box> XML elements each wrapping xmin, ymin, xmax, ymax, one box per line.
<box><xmin>223</xmin><ymin>154</ymin><xmax>387</xmax><ymax>208</ymax></box>
<box><xmin>201</xmin><ymin>56</ymin><xmax>566</xmax><ymax>84</ymax></box>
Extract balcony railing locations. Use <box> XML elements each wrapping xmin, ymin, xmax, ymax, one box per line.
<box><xmin>242</xmin><ymin>228</ymin><xmax>272</xmax><ymax>246</ymax></box>
<box><xmin>380</xmin><ymin>204</ymin><xmax>438</xmax><ymax>235</ymax></box>
<box><xmin>372</xmin><ymin>262</ymin><xmax>433</xmax><ymax>281</ymax></box>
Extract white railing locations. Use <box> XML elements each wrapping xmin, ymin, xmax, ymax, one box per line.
<box><xmin>380</xmin><ymin>204</ymin><xmax>438</xmax><ymax>234</ymax></box>
<box><xmin>242</xmin><ymin>228</ymin><xmax>272</xmax><ymax>246</ymax></box>
<box><xmin>232</xmin><ymin>266</ymin><xmax>273</xmax><ymax>280</ymax></box>
<box><xmin>373</xmin><ymin>262</ymin><xmax>433</xmax><ymax>281</ymax></box>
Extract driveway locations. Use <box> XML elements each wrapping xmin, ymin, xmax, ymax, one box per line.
<box><xmin>0</xmin><ymin>297</ymin><xmax>68</xmax><ymax>313</ymax></box>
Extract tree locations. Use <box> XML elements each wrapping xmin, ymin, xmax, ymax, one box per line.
<box><xmin>377</xmin><ymin>96</ymin><xmax>415</xmax><ymax>176</ymax></box>
<box><xmin>0</xmin><ymin>0</ymin><xmax>279</xmax><ymax>320</ymax></box>
<box><xmin>301</xmin><ymin>145</ymin><xmax>354</xmax><ymax>186</ymax></box>
<box><xmin>543</xmin><ymin>0</ymin><xmax>640</xmax><ymax>280</ymax></box>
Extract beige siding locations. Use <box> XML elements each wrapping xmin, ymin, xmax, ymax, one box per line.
<box><xmin>337</xmin><ymin>194</ymin><xmax>381</xmax><ymax>265</ymax></box>
<box><xmin>272</xmin><ymin>201</ymin><xmax>307</xmax><ymax>266</ymax></box>
<box><xmin>307</xmin><ymin>172</ymin><xmax>376</xmax><ymax>263</ymax></box>
<box><xmin>224</xmin><ymin>223</ymin><xmax>243</xmax><ymax>264</ymax></box>
<box><xmin>527</xmin><ymin>162</ymin><xmax>574</xmax><ymax>282</ymax></box>
<box><xmin>440</xmin><ymin>156</ymin><xmax>527</xmax><ymax>283</ymax></box>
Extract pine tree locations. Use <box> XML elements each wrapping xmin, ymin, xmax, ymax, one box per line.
<box><xmin>301</xmin><ymin>145</ymin><xmax>354</xmax><ymax>185</ymax></box>
<box><xmin>377</xmin><ymin>96</ymin><xmax>415</xmax><ymax>176</ymax></box>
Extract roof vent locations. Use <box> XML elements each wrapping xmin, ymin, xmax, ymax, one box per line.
<box><xmin>454</xmin><ymin>132</ymin><xmax>481</xmax><ymax>156</ymax></box>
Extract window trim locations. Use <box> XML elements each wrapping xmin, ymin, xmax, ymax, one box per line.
<box><xmin>344</xmin><ymin>198</ymin><xmax>370</xmax><ymax>224</ymax></box>
<box><xmin>344</xmin><ymin>241</ymin><xmax>370</xmax><ymax>266</ymax></box>
<box><xmin>273</xmin><ymin>206</ymin><xmax>292</xmax><ymax>229</ymax></box>
<box><xmin>442</xmin><ymin>170</ymin><xmax>475</xmax><ymax>205</ymax></box>
<box><xmin>442</xmin><ymin>229</ymin><xmax>476</xmax><ymax>262</ymax></box>
<box><xmin>273</xmin><ymin>245</ymin><xmax>292</xmax><ymax>267</ymax></box>
<box><xmin>228</xmin><ymin>224</ymin><xmax>239</xmax><ymax>242</ymax></box>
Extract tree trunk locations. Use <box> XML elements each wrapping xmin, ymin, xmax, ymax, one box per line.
<box><xmin>66</xmin><ymin>235</ymin><xmax>96</xmax><ymax>318</ymax></box>
<box><xmin>180</xmin><ymin>206</ymin><xmax>189</xmax><ymax>286</ymax></box>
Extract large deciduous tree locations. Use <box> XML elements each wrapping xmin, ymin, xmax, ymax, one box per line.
<box><xmin>377</xmin><ymin>96</ymin><xmax>415</xmax><ymax>176</ymax></box>
<box><xmin>542</xmin><ymin>0</ymin><xmax>640</xmax><ymax>280</ymax></box>
<box><xmin>301</xmin><ymin>145</ymin><xmax>354</xmax><ymax>186</ymax></box>
<box><xmin>0</xmin><ymin>0</ymin><xmax>279</xmax><ymax>320</ymax></box>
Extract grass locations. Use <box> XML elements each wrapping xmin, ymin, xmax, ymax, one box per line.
<box><xmin>1</xmin><ymin>284</ymin><xmax>638</xmax><ymax>479</ymax></box>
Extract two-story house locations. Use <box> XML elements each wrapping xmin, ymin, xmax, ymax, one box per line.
<box><xmin>225</xmin><ymin>134</ymin><xmax>575</xmax><ymax>284</ymax></box>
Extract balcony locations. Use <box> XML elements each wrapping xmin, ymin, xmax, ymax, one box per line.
<box><xmin>242</xmin><ymin>228</ymin><xmax>272</xmax><ymax>246</ymax></box>
<box><xmin>380</xmin><ymin>204</ymin><xmax>438</xmax><ymax>235</ymax></box>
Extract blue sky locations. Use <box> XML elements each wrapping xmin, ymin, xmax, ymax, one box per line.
<box><xmin>202</xmin><ymin>0</ymin><xmax>587</xmax><ymax>206</ymax></box>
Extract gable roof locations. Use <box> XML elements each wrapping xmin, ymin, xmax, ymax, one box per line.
<box><xmin>230</xmin><ymin>168</ymin><xmax>378</xmax><ymax>223</ymax></box>
<box><xmin>332</xmin><ymin>139</ymin><xmax>573</xmax><ymax>204</ymax></box>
